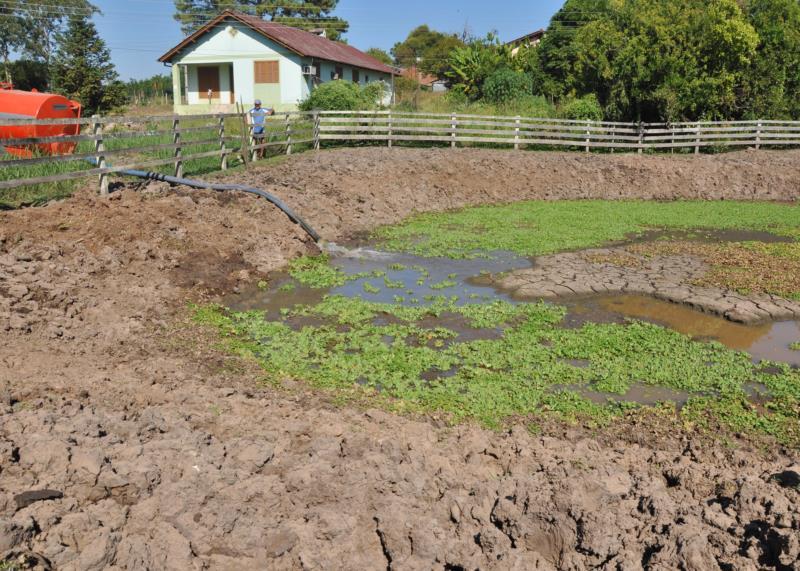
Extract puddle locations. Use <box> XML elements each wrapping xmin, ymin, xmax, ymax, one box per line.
<box><xmin>220</xmin><ymin>243</ymin><xmax>800</xmax><ymax>393</ymax></box>
<box><xmin>223</xmin><ymin>249</ymin><xmax>530</xmax><ymax>316</ymax></box>
<box><xmin>564</xmin><ymin>295</ymin><xmax>800</xmax><ymax>367</ymax></box>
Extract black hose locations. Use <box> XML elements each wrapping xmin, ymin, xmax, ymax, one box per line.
<box><xmin>86</xmin><ymin>159</ymin><xmax>320</xmax><ymax>242</ymax></box>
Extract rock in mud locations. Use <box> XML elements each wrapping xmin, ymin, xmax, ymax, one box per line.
<box><xmin>13</xmin><ymin>490</ymin><xmax>63</xmax><ymax>511</ymax></box>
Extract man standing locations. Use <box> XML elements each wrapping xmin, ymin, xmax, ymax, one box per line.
<box><xmin>249</xmin><ymin>99</ymin><xmax>274</xmax><ymax>158</ymax></box>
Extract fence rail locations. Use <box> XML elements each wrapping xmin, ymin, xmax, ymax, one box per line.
<box><xmin>2</xmin><ymin>110</ymin><xmax>800</xmax><ymax>195</ymax></box>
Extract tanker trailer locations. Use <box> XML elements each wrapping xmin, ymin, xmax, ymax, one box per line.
<box><xmin>0</xmin><ymin>83</ymin><xmax>82</xmax><ymax>158</ymax></box>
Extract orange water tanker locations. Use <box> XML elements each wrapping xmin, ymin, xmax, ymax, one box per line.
<box><xmin>0</xmin><ymin>83</ymin><xmax>82</xmax><ymax>158</ymax></box>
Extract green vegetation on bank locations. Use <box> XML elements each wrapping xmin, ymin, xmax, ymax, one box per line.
<box><xmin>196</xmin><ymin>295</ymin><xmax>800</xmax><ymax>445</ymax></box>
<box><xmin>375</xmin><ymin>200</ymin><xmax>800</xmax><ymax>258</ymax></box>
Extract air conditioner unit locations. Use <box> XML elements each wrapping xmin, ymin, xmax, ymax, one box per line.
<box><xmin>302</xmin><ymin>65</ymin><xmax>317</xmax><ymax>76</ymax></box>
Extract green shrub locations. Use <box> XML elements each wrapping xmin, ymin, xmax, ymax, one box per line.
<box><xmin>483</xmin><ymin>69</ymin><xmax>532</xmax><ymax>104</ymax></box>
<box><xmin>559</xmin><ymin>94</ymin><xmax>604</xmax><ymax>121</ymax></box>
<box><xmin>443</xmin><ymin>85</ymin><xmax>468</xmax><ymax>107</ymax></box>
<box><xmin>299</xmin><ymin>80</ymin><xmax>386</xmax><ymax>111</ymax></box>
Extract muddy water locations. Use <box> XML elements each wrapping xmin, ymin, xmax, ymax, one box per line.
<box><xmin>224</xmin><ymin>249</ymin><xmax>529</xmax><ymax>316</ymax></box>
<box><xmin>222</xmin><ymin>241</ymin><xmax>800</xmax><ymax>407</ymax></box>
<box><xmin>563</xmin><ymin>294</ymin><xmax>800</xmax><ymax>367</ymax></box>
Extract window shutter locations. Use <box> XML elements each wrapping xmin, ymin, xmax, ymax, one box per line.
<box><xmin>254</xmin><ymin>61</ymin><xmax>280</xmax><ymax>84</ymax></box>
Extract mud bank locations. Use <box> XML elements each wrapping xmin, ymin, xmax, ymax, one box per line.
<box><xmin>1</xmin><ymin>148</ymin><xmax>800</xmax><ymax>569</ymax></box>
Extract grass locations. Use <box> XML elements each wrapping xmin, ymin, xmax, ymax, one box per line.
<box><xmin>394</xmin><ymin>91</ymin><xmax>558</xmax><ymax>118</ymax></box>
<box><xmin>374</xmin><ymin>200</ymin><xmax>800</xmax><ymax>258</ymax></box>
<box><xmin>195</xmin><ymin>295</ymin><xmax>800</xmax><ymax>444</ymax></box>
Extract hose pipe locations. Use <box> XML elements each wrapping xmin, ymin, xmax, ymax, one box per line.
<box><xmin>86</xmin><ymin>159</ymin><xmax>320</xmax><ymax>242</ymax></box>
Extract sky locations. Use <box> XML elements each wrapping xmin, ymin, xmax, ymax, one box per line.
<box><xmin>91</xmin><ymin>0</ymin><xmax>565</xmax><ymax>80</ymax></box>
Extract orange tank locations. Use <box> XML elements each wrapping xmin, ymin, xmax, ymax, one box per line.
<box><xmin>0</xmin><ymin>84</ymin><xmax>82</xmax><ymax>158</ymax></box>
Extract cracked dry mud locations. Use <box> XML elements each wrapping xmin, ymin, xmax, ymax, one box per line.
<box><xmin>1</xmin><ymin>148</ymin><xmax>800</xmax><ymax>570</ymax></box>
<box><xmin>496</xmin><ymin>247</ymin><xmax>800</xmax><ymax>323</ymax></box>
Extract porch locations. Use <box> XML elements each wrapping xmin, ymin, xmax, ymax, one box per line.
<box><xmin>172</xmin><ymin>62</ymin><xmax>238</xmax><ymax>113</ymax></box>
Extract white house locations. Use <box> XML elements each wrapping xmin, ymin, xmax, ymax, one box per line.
<box><xmin>158</xmin><ymin>10</ymin><xmax>397</xmax><ymax>114</ymax></box>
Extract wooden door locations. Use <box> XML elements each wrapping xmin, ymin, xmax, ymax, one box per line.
<box><xmin>198</xmin><ymin>66</ymin><xmax>220</xmax><ymax>101</ymax></box>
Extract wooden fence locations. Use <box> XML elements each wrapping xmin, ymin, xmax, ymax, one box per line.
<box><xmin>2</xmin><ymin>110</ymin><xmax>799</xmax><ymax>195</ymax></box>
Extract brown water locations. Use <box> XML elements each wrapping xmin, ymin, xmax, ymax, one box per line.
<box><xmin>221</xmin><ymin>241</ymin><xmax>800</xmax><ymax>410</ymax></box>
<box><xmin>564</xmin><ymin>294</ymin><xmax>800</xmax><ymax>367</ymax></box>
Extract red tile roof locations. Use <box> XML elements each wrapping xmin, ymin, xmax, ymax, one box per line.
<box><xmin>159</xmin><ymin>10</ymin><xmax>397</xmax><ymax>75</ymax></box>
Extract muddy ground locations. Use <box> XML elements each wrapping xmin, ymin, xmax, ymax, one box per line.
<box><xmin>1</xmin><ymin>148</ymin><xmax>800</xmax><ymax>570</ymax></box>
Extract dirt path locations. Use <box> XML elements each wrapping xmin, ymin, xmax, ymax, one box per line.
<box><xmin>1</xmin><ymin>148</ymin><xmax>799</xmax><ymax>570</ymax></box>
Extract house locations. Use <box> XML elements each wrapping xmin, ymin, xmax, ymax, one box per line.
<box><xmin>400</xmin><ymin>65</ymin><xmax>446</xmax><ymax>91</ymax></box>
<box><xmin>506</xmin><ymin>29</ymin><xmax>545</xmax><ymax>56</ymax></box>
<box><xmin>158</xmin><ymin>10</ymin><xmax>397</xmax><ymax>114</ymax></box>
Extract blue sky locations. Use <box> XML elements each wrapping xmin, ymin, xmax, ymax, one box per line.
<box><xmin>92</xmin><ymin>0</ymin><xmax>564</xmax><ymax>80</ymax></box>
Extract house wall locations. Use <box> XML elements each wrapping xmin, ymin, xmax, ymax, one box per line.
<box><xmin>168</xmin><ymin>17</ymin><xmax>394</xmax><ymax>113</ymax></box>
<box><xmin>171</xmin><ymin>20</ymin><xmax>304</xmax><ymax>112</ymax></box>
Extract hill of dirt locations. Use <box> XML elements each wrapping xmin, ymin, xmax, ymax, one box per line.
<box><xmin>1</xmin><ymin>148</ymin><xmax>799</xmax><ymax>570</ymax></box>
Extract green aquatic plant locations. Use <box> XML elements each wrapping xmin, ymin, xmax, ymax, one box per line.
<box><xmin>430</xmin><ymin>280</ymin><xmax>457</xmax><ymax>290</ymax></box>
<box><xmin>374</xmin><ymin>200</ymin><xmax>800</xmax><ymax>258</ymax></box>
<box><xmin>362</xmin><ymin>282</ymin><xmax>381</xmax><ymax>294</ymax></box>
<box><xmin>288</xmin><ymin>255</ymin><xmax>348</xmax><ymax>288</ymax></box>
<box><xmin>195</xmin><ymin>295</ymin><xmax>800</xmax><ymax>444</ymax></box>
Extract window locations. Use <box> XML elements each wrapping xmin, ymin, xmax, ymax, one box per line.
<box><xmin>254</xmin><ymin>61</ymin><xmax>279</xmax><ymax>84</ymax></box>
<box><xmin>365</xmin><ymin>75</ymin><xmax>369</xmax><ymax>83</ymax></box>
<box><xmin>352</xmin><ymin>69</ymin><xmax>359</xmax><ymax>83</ymax></box>
<box><xmin>335</xmin><ymin>66</ymin><xmax>343</xmax><ymax>80</ymax></box>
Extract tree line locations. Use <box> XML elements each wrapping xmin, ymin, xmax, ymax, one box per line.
<box><xmin>1</xmin><ymin>1</ymin><xmax>126</xmax><ymax>114</ymax></box>
<box><xmin>393</xmin><ymin>0</ymin><xmax>800</xmax><ymax>122</ymax></box>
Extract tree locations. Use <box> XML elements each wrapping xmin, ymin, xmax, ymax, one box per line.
<box><xmin>536</xmin><ymin>0</ymin><xmax>767</xmax><ymax>122</ymax></box>
<box><xmin>366</xmin><ymin>47</ymin><xmax>392</xmax><ymax>65</ymax></box>
<box><xmin>0</xmin><ymin>0</ymin><xmax>25</xmax><ymax>83</ymax></box>
<box><xmin>21</xmin><ymin>0</ymin><xmax>96</xmax><ymax>65</ymax></box>
<box><xmin>50</xmin><ymin>14</ymin><xmax>126</xmax><ymax>115</ymax></box>
<box><xmin>0</xmin><ymin>0</ymin><xmax>96</xmax><ymax>86</ymax></box>
<box><xmin>173</xmin><ymin>0</ymin><xmax>348</xmax><ymax>40</ymax></box>
<box><xmin>445</xmin><ymin>33</ymin><xmax>518</xmax><ymax>100</ymax></box>
<box><xmin>8</xmin><ymin>59</ymin><xmax>49</xmax><ymax>91</ymax></box>
<box><xmin>740</xmin><ymin>0</ymin><xmax>800</xmax><ymax>119</ymax></box>
<box><xmin>392</xmin><ymin>25</ymin><xmax>465</xmax><ymax>78</ymax></box>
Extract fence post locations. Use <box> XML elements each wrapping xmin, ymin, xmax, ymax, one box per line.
<box><xmin>93</xmin><ymin>115</ymin><xmax>108</xmax><ymax>196</ymax></box>
<box><xmin>610</xmin><ymin>125</ymin><xmax>615</xmax><ymax>153</ymax></box>
<box><xmin>514</xmin><ymin>116</ymin><xmax>521</xmax><ymax>150</ymax></box>
<box><xmin>638</xmin><ymin>122</ymin><xmax>644</xmax><ymax>155</ymax></box>
<box><xmin>285</xmin><ymin>113</ymin><xmax>292</xmax><ymax>155</ymax></box>
<box><xmin>218</xmin><ymin>115</ymin><xmax>227</xmax><ymax>170</ymax></box>
<box><xmin>313</xmin><ymin>111</ymin><xmax>320</xmax><ymax>151</ymax></box>
<box><xmin>755</xmin><ymin>120</ymin><xmax>762</xmax><ymax>151</ymax></box>
<box><xmin>172</xmin><ymin>117</ymin><xmax>183</xmax><ymax>177</ymax></box>
<box><xmin>250</xmin><ymin>121</ymin><xmax>258</xmax><ymax>163</ymax></box>
<box><xmin>585</xmin><ymin>119</ymin><xmax>591</xmax><ymax>153</ymax></box>
<box><xmin>388</xmin><ymin>110</ymin><xmax>393</xmax><ymax>148</ymax></box>
<box><xmin>695</xmin><ymin>122</ymin><xmax>701</xmax><ymax>155</ymax></box>
<box><xmin>451</xmin><ymin>113</ymin><xmax>457</xmax><ymax>148</ymax></box>
<box><xmin>670</xmin><ymin>122</ymin><xmax>675</xmax><ymax>154</ymax></box>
